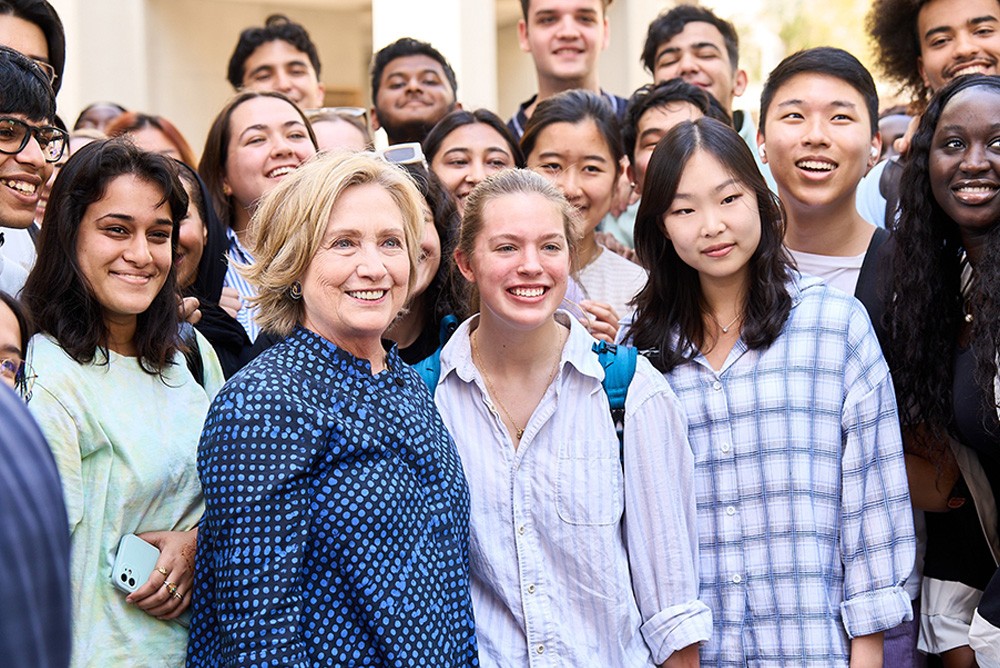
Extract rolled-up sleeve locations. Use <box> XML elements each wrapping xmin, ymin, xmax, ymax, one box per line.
<box><xmin>625</xmin><ymin>359</ymin><xmax>712</xmax><ymax>662</ymax></box>
<box><xmin>839</xmin><ymin>310</ymin><xmax>915</xmax><ymax>638</ymax></box>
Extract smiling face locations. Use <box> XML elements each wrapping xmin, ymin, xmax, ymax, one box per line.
<box><xmin>526</xmin><ymin>119</ymin><xmax>617</xmax><ymax>234</ymax></box>
<box><xmin>651</xmin><ymin>21</ymin><xmax>746</xmax><ymax>113</ymax></box>
<box><xmin>760</xmin><ymin>73</ymin><xmax>879</xmax><ymax>221</ymax></box>
<box><xmin>373</xmin><ymin>54</ymin><xmax>457</xmax><ymax>143</ymax></box>
<box><xmin>75</xmin><ymin>174</ymin><xmax>174</xmax><ymax>335</ymax></box>
<box><xmin>662</xmin><ymin>149</ymin><xmax>761</xmax><ymax>291</ymax></box>
<box><xmin>223</xmin><ymin>96</ymin><xmax>316</xmax><ymax>215</ymax></box>
<box><xmin>456</xmin><ymin>191</ymin><xmax>570</xmax><ymax>332</ymax></box>
<box><xmin>300</xmin><ymin>182</ymin><xmax>411</xmax><ymax>358</ymax></box>
<box><xmin>929</xmin><ymin>85</ymin><xmax>1000</xmax><ymax>260</ymax></box>
<box><xmin>631</xmin><ymin>101</ymin><xmax>704</xmax><ymax>192</ymax></box>
<box><xmin>518</xmin><ymin>0</ymin><xmax>609</xmax><ymax>88</ymax></box>
<box><xmin>0</xmin><ymin>114</ymin><xmax>55</xmax><ymax>229</ymax></box>
<box><xmin>917</xmin><ymin>0</ymin><xmax>1000</xmax><ymax>93</ymax></box>
<box><xmin>430</xmin><ymin>122</ymin><xmax>517</xmax><ymax>215</ymax></box>
<box><xmin>240</xmin><ymin>39</ymin><xmax>325</xmax><ymax>109</ymax></box>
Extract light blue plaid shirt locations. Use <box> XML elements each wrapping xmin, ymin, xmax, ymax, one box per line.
<box><xmin>661</xmin><ymin>275</ymin><xmax>915</xmax><ymax>666</ymax></box>
<box><xmin>223</xmin><ymin>227</ymin><xmax>259</xmax><ymax>342</ymax></box>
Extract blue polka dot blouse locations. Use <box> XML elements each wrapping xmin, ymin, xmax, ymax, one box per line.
<box><xmin>186</xmin><ymin>326</ymin><xmax>479</xmax><ymax>667</ymax></box>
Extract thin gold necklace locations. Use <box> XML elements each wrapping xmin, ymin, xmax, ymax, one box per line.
<box><xmin>711</xmin><ymin>311</ymin><xmax>742</xmax><ymax>334</ymax></box>
<box><xmin>471</xmin><ymin>330</ymin><xmax>562</xmax><ymax>441</ymax></box>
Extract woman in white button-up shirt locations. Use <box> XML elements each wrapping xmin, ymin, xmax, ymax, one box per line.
<box><xmin>434</xmin><ymin>168</ymin><xmax>710</xmax><ymax>667</ymax></box>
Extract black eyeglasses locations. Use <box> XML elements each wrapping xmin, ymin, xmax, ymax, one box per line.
<box><xmin>0</xmin><ymin>117</ymin><xmax>68</xmax><ymax>163</ymax></box>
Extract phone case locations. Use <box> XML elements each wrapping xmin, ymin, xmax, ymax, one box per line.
<box><xmin>111</xmin><ymin>534</ymin><xmax>160</xmax><ymax>594</ymax></box>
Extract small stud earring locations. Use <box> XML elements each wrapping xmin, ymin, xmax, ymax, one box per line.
<box><xmin>288</xmin><ymin>281</ymin><xmax>303</xmax><ymax>300</ymax></box>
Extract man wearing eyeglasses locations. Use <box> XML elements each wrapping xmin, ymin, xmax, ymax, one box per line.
<box><xmin>0</xmin><ymin>45</ymin><xmax>65</xmax><ymax>296</ymax></box>
<box><xmin>0</xmin><ymin>0</ymin><xmax>65</xmax><ymax>93</ymax></box>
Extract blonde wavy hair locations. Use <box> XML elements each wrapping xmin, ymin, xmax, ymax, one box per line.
<box><xmin>238</xmin><ymin>151</ymin><xmax>425</xmax><ymax>336</ymax></box>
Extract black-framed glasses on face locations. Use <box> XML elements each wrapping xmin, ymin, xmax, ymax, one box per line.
<box><xmin>31</xmin><ymin>59</ymin><xmax>57</xmax><ymax>86</ymax></box>
<box><xmin>0</xmin><ymin>117</ymin><xmax>68</xmax><ymax>163</ymax></box>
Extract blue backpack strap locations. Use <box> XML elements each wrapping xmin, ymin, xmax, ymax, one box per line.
<box><xmin>412</xmin><ymin>315</ymin><xmax>460</xmax><ymax>395</ymax></box>
<box><xmin>592</xmin><ymin>340</ymin><xmax>638</xmax><ymax>463</ymax></box>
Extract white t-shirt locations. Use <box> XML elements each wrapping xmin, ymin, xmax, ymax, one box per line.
<box><xmin>788</xmin><ymin>247</ymin><xmax>865</xmax><ymax>296</ymax></box>
<box><xmin>576</xmin><ymin>246</ymin><xmax>648</xmax><ymax>319</ymax></box>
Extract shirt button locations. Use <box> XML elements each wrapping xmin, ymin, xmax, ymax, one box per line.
<box><xmin>726</xmin><ymin>506</ymin><xmax>736</xmax><ymax>516</ymax></box>
<box><xmin>721</xmin><ymin>443</ymin><xmax>731</xmax><ymax>453</ymax></box>
<box><xmin>712</xmin><ymin>381</ymin><xmax>722</xmax><ymax>391</ymax></box>
<box><xmin>527</xmin><ymin>584</ymin><xmax>536</xmax><ymax>594</ymax></box>
<box><xmin>536</xmin><ymin>644</ymin><xmax>545</xmax><ymax>654</ymax></box>
<box><xmin>732</xmin><ymin>574</ymin><xmax>743</xmax><ymax>584</ymax></box>
<box><xmin>518</xmin><ymin>525</ymin><xmax>526</xmax><ymax>535</ymax></box>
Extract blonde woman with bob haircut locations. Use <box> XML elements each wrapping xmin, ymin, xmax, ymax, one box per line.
<box><xmin>187</xmin><ymin>152</ymin><xmax>480</xmax><ymax>668</ymax></box>
<box><xmin>433</xmin><ymin>168</ymin><xmax>709</xmax><ymax>667</ymax></box>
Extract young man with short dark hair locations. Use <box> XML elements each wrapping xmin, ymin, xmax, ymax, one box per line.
<box><xmin>759</xmin><ymin>47</ymin><xmax>922</xmax><ymax>666</ymax></box>
<box><xmin>228</xmin><ymin>14</ymin><xmax>325</xmax><ymax>109</ymax></box>
<box><xmin>507</xmin><ymin>0</ymin><xmax>625</xmax><ymax>139</ymax></box>
<box><xmin>0</xmin><ymin>0</ymin><xmax>64</xmax><ymax>93</ymax></box>
<box><xmin>369</xmin><ymin>37</ymin><xmax>458</xmax><ymax>145</ymax></box>
<box><xmin>0</xmin><ymin>44</ymin><xmax>63</xmax><ymax>295</ymax></box>
<box><xmin>642</xmin><ymin>4</ymin><xmax>774</xmax><ymax>190</ymax></box>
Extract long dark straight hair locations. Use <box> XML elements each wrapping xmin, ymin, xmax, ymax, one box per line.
<box><xmin>626</xmin><ymin>118</ymin><xmax>793</xmax><ymax>372</ymax></box>
<box><xmin>22</xmin><ymin>138</ymin><xmax>188</xmax><ymax>375</ymax></box>
<box><xmin>887</xmin><ymin>74</ymin><xmax>1000</xmax><ymax>436</ymax></box>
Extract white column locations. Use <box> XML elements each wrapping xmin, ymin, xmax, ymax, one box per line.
<box><xmin>48</xmin><ymin>0</ymin><xmax>150</xmax><ymax>125</ymax></box>
<box><xmin>371</xmin><ymin>0</ymin><xmax>497</xmax><ymax>113</ymax></box>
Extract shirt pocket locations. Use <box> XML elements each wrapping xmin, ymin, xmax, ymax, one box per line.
<box><xmin>556</xmin><ymin>439</ymin><xmax>624</xmax><ymax>526</ymax></box>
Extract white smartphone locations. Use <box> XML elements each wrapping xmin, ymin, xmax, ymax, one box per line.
<box><xmin>111</xmin><ymin>534</ymin><xmax>160</xmax><ymax>594</ymax></box>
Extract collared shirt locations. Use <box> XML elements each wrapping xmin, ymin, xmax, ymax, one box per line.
<box><xmin>660</xmin><ymin>275</ymin><xmax>915</xmax><ymax>666</ymax></box>
<box><xmin>223</xmin><ymin>226</ymin><xmax>260</xmax><ymax>341</ymax></box>
<box><xmin>436</xmin><ymin>312</ymin><xmax>711</xmax><ymax>667</ymax></box>
<box><xmin>507</xmin><ymin>90</ymin><xmax>628</xmax><ymax>140</ymax></box>
<box><xmin>188</xmin><ymin>327</ymin><xmax>479</xmax><ymax>667</ymax></box>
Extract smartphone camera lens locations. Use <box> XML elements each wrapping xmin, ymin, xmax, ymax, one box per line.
<box><xmin>120</xmin><ymin>573</ymin><xmax>128</xmax><ymax>583</ymax></box>
<box><xmin>128</xmin><ymin>578</ymin><xmax>136</xmax><ymax>587</ymax></box>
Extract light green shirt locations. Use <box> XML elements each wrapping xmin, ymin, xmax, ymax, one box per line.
<box><xmin>28</xmin><ymin>332</ymin><xmax>224</xmax><ymax>668</ymax></box>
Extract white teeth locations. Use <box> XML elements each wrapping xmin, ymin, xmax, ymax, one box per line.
<box><xmin>510</xmin><ymin>287</ymin><xmax>544</xmax><ymax>298</ymax></box>
<box><xmin>267</xmin><ymin>166</ymin><xmax>294</xmax><ymax>178</ymax></box>
<box><xmin>348</xmin><ymin>290</ymin><xmax>386</xmax><ymax>301</ymax></box>
<box><xmin>2</xmin><ymin>179</ymin><xmax>37</xmax><ymax>194</ymax></box>
<box><xmin>958</xmin><ymin>186</ymin><xmax>997</xmax><ymax>193</ymax></box>
<box><xmin>953</xmin><ymin>65</ymin><xmax>986</xmax><ymax>77</ymax></box>
<box><xmin>797</xmin><ymin>160</ymin><xmax>835</xmax><ymax>171</ymax></box>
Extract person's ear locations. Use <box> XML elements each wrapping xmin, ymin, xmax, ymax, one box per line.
<box><xmin>455</xmin><ymin>248</ymin><xmax>476</xmax><ymax>283</ymax></box>
<box><xmin>756</xmin><ymin>133</ymin><xmax>767</xmax><ymax>164</ymax></box>
<box><xmin>732</xmin><ymin>69</ymin><xmax>749</xmax><ymax>98</ymax></box>
<box><xmin>369</xmin><ymin>106</ymin><xmax>381</xmax><ymax>132</ymax></box>
<box><xmin>918</xmin><ymin>57</ymin><xmax>931</xmax><ymax>90</ymax></box>
<box><xmin>517</xmin><ymin>19</ymin><xmax>531</xmax><ymax>53</ymax></box>
<box><xmin>869</xmin><ymin>132</ymin><xmax>883</xmax><ymax>169</ymax></box>
<box><xmin>600</xmin><ymin>16</ymin><xmax>610</xmax><ymax>51</ymax></box>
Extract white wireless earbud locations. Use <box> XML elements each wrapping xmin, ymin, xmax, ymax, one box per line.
<box><xmin>871</xmin><ymin>147</ymin><xmax>879</xmax><ymax>159</ymax></box>
<box><xmin>758</xmin><ymin>143</ymin><xmax>766</xmax><ymax>159</ymax></box>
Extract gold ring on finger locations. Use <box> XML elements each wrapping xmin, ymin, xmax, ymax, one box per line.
<box><xmin>165</xmin><ymin>582</ymin><xmax>178</xmax><ymax>595</ymax></box>
<box><xmin>156</xmin><ymin>567</ymin><xmax>168</xmax><ymax>576</ymax></box>
<box><xmin>173</xmin><ymin>591</ymin><xmax>183</xmax><ymax>600</ymax></box>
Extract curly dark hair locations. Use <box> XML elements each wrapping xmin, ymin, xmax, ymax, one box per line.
<box><xmin>886</xmin><ymin>74</ymin><xmax>1000</xmax><ymax>443</ymax></box>
<box><xmin>866</xmin><ymin>0</ymin><xmax>932</xmax><ymax>104</ymax></box>
<box><xmin>626</xmin><ymin>118</ymin><xmax>793</xmax><ymax>372</ymax></box>
<box><xmin>370</xmin><ymin>37</ymin><xmax>458</xmax><ymax>102</ymax></box>
<box><xmin>227</xmin><ymin>14</ymin><xmax>321</xmax><ymax>90</ymax></box>
<box><xmin>22</xmin><ymin>138</ymin><xmax>189</xmax><ymax>375</ymax></box>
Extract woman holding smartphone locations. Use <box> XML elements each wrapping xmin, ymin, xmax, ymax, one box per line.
<box><xmin>23</xmin><ymin>139</ymin><xmax>224</xmax><ymax>666</ymax></box>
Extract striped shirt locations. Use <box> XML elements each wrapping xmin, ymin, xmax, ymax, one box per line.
<box><xmin>223</xmin><ymin>227</ymin><xmax>260</xmax><ymax>342</ymax></box>
<box><xmin>435</xmin><ymin>312</ymin><xmax>711</xmax><ymax>667</ymax></box>
<box><xmin>658</xmin><ymin>275</ymin><xmax>915</xmax><ymax>666</ymax></box>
